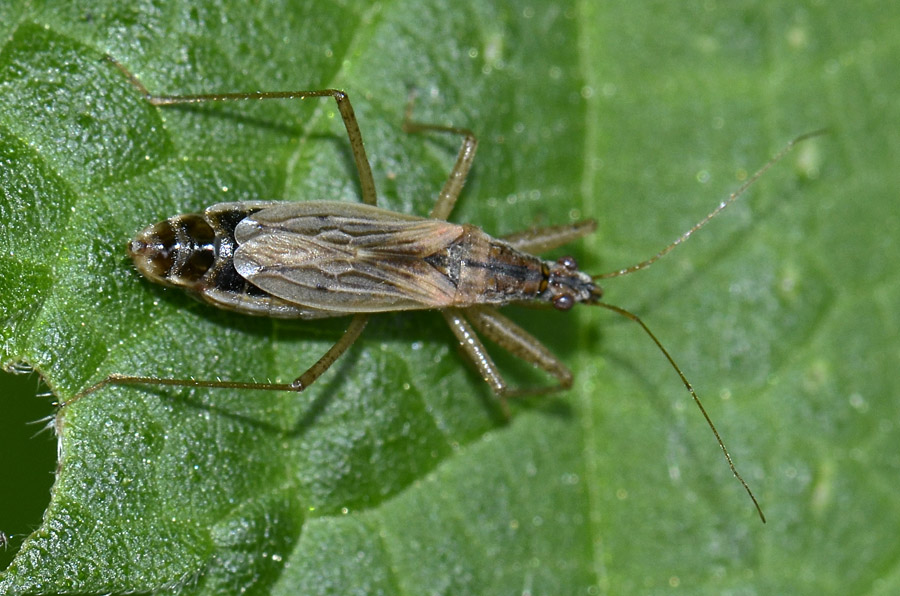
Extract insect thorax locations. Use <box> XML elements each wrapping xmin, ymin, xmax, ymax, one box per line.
<box><xmin>421</xmin><ymin>225</ymin><xmax>548</xmax><ymax>306</ymax></box>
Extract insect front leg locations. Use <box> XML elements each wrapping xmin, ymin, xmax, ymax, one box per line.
<box><xmin>441</xmin><ymin>308</ymin><xmax>512</xmax><ymax>418</ymax></box>
<box><xmin>106</xmin><ymin>55</ymin><xmax>379</xmax><ymax>206</ymax></box>
<box><xmin>401</xmin><ymin>93</ymin><xmax>478</xmax><ymax>220</ymax></box>
<box><xmin>441</xmin><ymin>306</ymin><xmax>575</xmax><ymax>417</ymax></box>
<box><xmin>464</xmin><ymin>306</ymin><xmax>573</xmax><ymax>398</ymax></box>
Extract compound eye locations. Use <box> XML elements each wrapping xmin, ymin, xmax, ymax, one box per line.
<box><xmin>557</xmin><ymin>255</ymin><xmax>578</xmax><ymax>271</ymax></box>
<box><xmin>553</xmin><ymin>294</ymin><xmax>575</xmax><ymax>311</ymax></box>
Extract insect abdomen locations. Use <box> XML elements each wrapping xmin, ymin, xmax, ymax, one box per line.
<box><xmin>129</xmin><ymin>201</ymin><xmax>314</xmax><ymax>318</ymax></box>
<box><xmin>129</xmin><ymin>213</ymin><xmax>215</xmax><ymax>284</ymax></box>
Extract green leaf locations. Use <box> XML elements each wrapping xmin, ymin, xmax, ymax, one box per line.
<box><xmin>1</xmin><ymin>1</ymin><xmax>897</xmax><ymax>594</ymax></box>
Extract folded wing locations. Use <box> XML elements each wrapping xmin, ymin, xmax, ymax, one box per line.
<box><xmin>233</xmin><ymin>201</ymin><xmax>464</xmax><ymax>312</ymax></box>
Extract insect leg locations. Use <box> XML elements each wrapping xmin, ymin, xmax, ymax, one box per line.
<box><xmin>61</xmin><ymin>314</ymin><xmax>369</xmax><ymax>408</ymax></box>
<box><xmin>290</xmin><ymin>314</ymin><xmax>369</xmax><ymax>389</ymax></box>
<box><xmin>501</xmin><ymin>220</ymin><xmax>598</xmax><ymax>254</ymax></box>
<box><xmin>465</xmin><ymin>306</ymin><xmax>573</xmax><ymax>397</ymax></box>
<box><xmin>401</xmin><ymin>94</ymin><xmax>478</xmax><ymax>220</ymax></box>
<box><xmin>441</xmin><ymin>305</ymin><xmax>575</xmax><ymax>416</ymax></box>
<box><xmin>441</xmin><ymin>308</ymin><xmax>511</xmax><ymax>417</ymax></box>
<box><xmin>105</xmin><ymin>56</ymin><xmax>378</xmax><ymax>205</ymax></box>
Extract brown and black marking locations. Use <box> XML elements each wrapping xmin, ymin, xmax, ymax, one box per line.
<box><xmin>129</xmin><ymin>202</ymin><xmax>307</xmax><ymax>317</ymax></box>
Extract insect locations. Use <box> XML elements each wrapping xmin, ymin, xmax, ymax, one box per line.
<box><xmin>67</xmin><ymin>56</ymin><xmax>821</xmax><ymax>522</ymax></box>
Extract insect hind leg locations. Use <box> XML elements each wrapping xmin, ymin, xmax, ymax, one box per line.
<box><xmin>60</xmin><ymin>314</ymin><xmax>370</xmax><ymax>409</ymax></box>
<box><xmin>105</xmin><ymin>55</ymin><xmax>379</xmax><ymax>206</ymax></box>
<box><xmin>291</xmin><ymin>314</ymin><xmax>369</xmax><ymax>389</ymax></box>
<box><xmin>402</xmin><ymin>92</ymin><xmax>478</xmax><ymax>220</ymax></box>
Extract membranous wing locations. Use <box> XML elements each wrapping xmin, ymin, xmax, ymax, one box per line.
<box><xmin>233</xmin><ymin>201</ymin><xmax>464</xmax><ymax>313</ymax></box>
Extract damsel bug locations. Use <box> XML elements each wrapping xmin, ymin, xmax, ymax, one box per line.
<box><xmin>68</xmin><ymin>56</ymin><xmax>822</xmax><ymax>522</ymax></box>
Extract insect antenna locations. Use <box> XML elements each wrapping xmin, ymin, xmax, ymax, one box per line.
<box><xmin>594</xmin><ymin>129</ymin><xmax>827</xmax><ymax>281</ymax></box>
<box><xmin>585</xmin><ymin>130</ymin><xmax>826</xmax><ymax>522</ymax></box>
<box><xmin>594</xmin><ymin>300</ymin><xmax>766</xmax><ymax>522</ymax></box>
